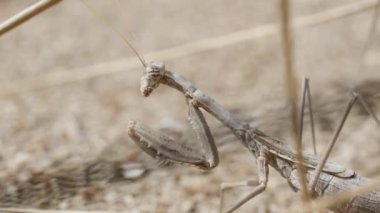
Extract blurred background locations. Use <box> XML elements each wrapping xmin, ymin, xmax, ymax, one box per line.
<box><xmin>0</xmin><ymin>0</ymin><xmax>379</xmax><ymax>212</ymax></box>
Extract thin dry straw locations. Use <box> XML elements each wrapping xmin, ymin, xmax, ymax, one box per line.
<box><xmin>279</xmin><ymin>0</ymin><xmax>310</xmax><ymax>202</ymax></box>
<box><xmin>0</xmin><ymin>0</ymin><xmax>378</xmax><ymax>96</ymax></box>
<box><xmin>280</xmin><ymin>0</ymin><xmax>305</xmax><ymax>192</ymax></box>
<box><xmin>0</xmin><ymin>0</ymin><xmax>62</xmax><ymax>36</ymax></box>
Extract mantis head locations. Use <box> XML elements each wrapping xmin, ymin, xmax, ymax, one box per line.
<box><xmin>140</xmin><ymin>61</ymin><xmax>165</xmax><ymax>97</ymax></box>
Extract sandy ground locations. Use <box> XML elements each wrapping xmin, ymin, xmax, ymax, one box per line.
<box><xmin>0</xmin><ymin>0</ymin><xmax>380</xmax><ymax>212</ymax></box>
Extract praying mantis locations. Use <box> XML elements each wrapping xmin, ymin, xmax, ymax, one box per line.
<box><xmin>78</xmin><ymin>0</ymin><xmax>380</xmax><ymax>212</ymax></box>
<box><xmin>127</xmin><ymin>61</ymin><xmax>380</xmax><ymax>213</ymax></box>
<box><xmin>1</xmin><ymin>0</ymin><xmax>380</xmax><ymax>212</ymax></box>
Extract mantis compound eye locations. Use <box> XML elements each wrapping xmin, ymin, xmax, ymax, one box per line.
<box><xmin>140</xmin><ymin>61</ymin><xmax>165</xmax><ymax>97</ymax></box>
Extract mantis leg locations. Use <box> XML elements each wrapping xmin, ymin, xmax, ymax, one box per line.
<box><xmin>308</xmin><ymin>91</ymin><xmax>379</xmax><ymax>193</ymax></box>
<box><xmin>220</xmin><ymin>149</ymin><xmax>268</xmax><ymax>213</ymax></box>
<box><xmin>299</xmin><ymin>78</ymin><xmax>317</xmax><ymax>154</ymax></box>
<box><xmin>309</xmin><ymin>94</ymin><xmax>358</xmax><ymax>192</ymax></box>
<box><xmin>354</xmin><ymin>92</ymin><xmax>380</xmax><ymax>127</ymax></box>
<box><xmin>128</xmin><ymin>99</ymin><xmax>219</xmax><ymax>170</ymax></box>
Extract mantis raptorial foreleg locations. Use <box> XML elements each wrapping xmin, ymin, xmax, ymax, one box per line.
<box><xmin>128</xmin><ymin>120</ymin><xmax>206</xmax><ymax>166</ymax></box>
<box><xmin>128</xmin><ymin>80</ymin><xmax>219</xmax><ymax>169</ymax></box>
<box><xmin>187</xmin><ymin>99</ymin><xmax>219</xmax><ymax>168</ymax></box>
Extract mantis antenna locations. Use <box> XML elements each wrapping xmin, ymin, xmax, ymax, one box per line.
<box><xmin>81</xmin><ymin>0</ymin><xmax>147</xmax><ymax>67</ymax></box>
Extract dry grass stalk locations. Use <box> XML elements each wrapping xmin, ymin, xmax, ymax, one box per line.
<box><xmin>0</xmin><ymin>0</ymin><xmax>62</xmax><ymax>36</ymax></box>
<box><xmin>279</xmin><ymin>0</ymin><xmax>310</xmax><ymax>203</ymax></box>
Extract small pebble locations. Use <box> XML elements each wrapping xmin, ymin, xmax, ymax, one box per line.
<box><xmin>122</xmin><ymin>162</ymin><xmax>148</xmax><ymax>180</ymax></box>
